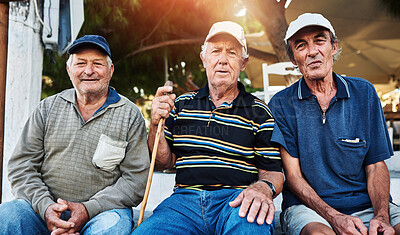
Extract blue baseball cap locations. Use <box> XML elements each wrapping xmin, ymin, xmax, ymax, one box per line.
<box><xmin>67</xmin><ymin>35</ymin><xmax>111</xmax><ymax>57</ymax></box>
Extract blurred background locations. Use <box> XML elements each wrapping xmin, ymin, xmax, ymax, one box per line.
<box><xmin>1</xmin><ymin>0</ymin><xmax>400</xmax><ymax>204</ymax></box>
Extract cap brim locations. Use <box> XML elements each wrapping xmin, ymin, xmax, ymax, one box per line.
<box><xmin>67</xmin><ymin>42</ymin><xmax>110</xmax><ymax>57</ymax></box>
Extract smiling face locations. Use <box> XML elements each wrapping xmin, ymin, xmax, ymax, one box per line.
<box><xmin>67</xmin><ymin>48</ymin><xmax>114</xmax><ymax>98</ymax></box>
<box><xmin>288</xmin><ymin>26</ymin><xmax>338</xmax><ymax>82</ymax></box>
<box><xmin>200</xmin><ymin>34</ymin><xmax>248</xmax><ymax>94</ymax></box>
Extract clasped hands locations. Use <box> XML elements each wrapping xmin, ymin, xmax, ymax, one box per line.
<box><xmin>45</xmin><ymin>198</ymin><xmax>89</xmax><ymax>235</ymax></box>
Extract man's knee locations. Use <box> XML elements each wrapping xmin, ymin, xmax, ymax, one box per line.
<box><xmin>300</xmin><ymin>222</ymin><xmax>335</xmax><ymax>235</ymax></box>
<box><xmin>82</xmin><ymin>208</ymin><xmax>133</xmax><ymax>235</ymax></box>
<box><xmin>0</xmin><ymin>199</ymin><xmax>35</xmax><ymax>220</ymax></box>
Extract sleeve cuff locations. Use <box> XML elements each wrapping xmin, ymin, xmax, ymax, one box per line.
<box><xmin>37</xmin><ymin>197</ymin><xmax>55</xmax><ymax>221</ymax></box>
<box><xmin>82</xmin><ymin>200</ymin><xmax>102</xmax><ymax>219</ymax></box>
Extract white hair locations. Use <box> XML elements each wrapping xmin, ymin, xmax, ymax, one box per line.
<box><xmin>201</xmin><ymin>42</ymin><xmax>249</xmax><ymax>60</ymax></box>
<box><xmin>66</xmin><ymin>54</ymin><xmax>113</xmax><ymax>68</ymax></box>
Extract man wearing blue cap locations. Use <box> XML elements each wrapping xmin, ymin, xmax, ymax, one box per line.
<box><xmin>269</xmin><ymin>13</ymin><xmax>400</xmax><ymax>234</ymax></box>
<box><xmin>0</xmin><ymin>35</ymin><xmax>150</xmax><ymax>234</ymax></box>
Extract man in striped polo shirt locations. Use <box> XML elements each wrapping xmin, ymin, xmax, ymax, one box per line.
<box><xmin>134</xmin><ymin>22</ymin><xmax>284</xmax><ymax>234</ymax></box>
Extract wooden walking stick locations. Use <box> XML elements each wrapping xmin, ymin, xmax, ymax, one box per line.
<box><xmin>137</xmin><ymin>80</ymin><xmax>173</xmax><ymax>226</ymax></box>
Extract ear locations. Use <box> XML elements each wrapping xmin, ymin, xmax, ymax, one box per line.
<box><xmin>331</xmin><ymin>41</ymin><xmax>338</xmax><ymax>56</ymax></box>
<box><xmin>200</xmin><ymin>52</ymin><xmax>205</xmax><ymax>67</ymax></box>
<box><xmin>240</xmin><ymin>57</ymin><xmax>249</xmax><ymax>71</ymax></box>
<box><xmin>290</xmin><ymin>56</ymin><xmax>298</xmax><ymax>66</ymax></box>
<box><xmin>109</xmin><ymin>64</ymin><xmax>115</xmax><ymax>78</ymax></box>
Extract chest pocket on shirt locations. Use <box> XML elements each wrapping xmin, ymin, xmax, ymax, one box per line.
<box><xmin>92</xmin><ymin>134</ymin><xmax>128</xmax><ymax>172</ymax></box>
<box><xmin>335</xmin><ymin>137</ymin><xmax>367</xmax><ymax>178</ymax></box>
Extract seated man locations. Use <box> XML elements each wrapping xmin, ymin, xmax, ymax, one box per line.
<box><xmin>133</xmin><ymin>21</ymin><xmax>284</xmax><ymax>234</ymax></box>
<box><xmin>269</xmin><ymin>13</ymin><xmax>400</xmax><ymax>235</ymax></box>
<box><xmin>0</xmin><ymin>35</ymin><xmax>150</xmax><ymax>235</ymax></box>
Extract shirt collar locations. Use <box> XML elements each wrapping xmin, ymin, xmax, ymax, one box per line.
<box><xmin>297</xmin><ymin>72</ymin><xmax>350</xmax><ymax>100</ymax></box>
<box><xmin>93</xmin><ymin>87</ymin><xmax>121</xmax><ymax>115</ymax></box>
<box><xmin>60</xmin><ymin>87</ymin><xmax>121</xmax><ymax>112</ymax></box>
<box><xmin>196</xmin><ymin>81</ymin><xmax>254</xmax><ymax>107</ymax></box>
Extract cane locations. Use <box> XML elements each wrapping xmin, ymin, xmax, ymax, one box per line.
<box><xmin>137</xmin><ymin>80</ymin><xmax>173</xmax><ymax>226</ymax></box>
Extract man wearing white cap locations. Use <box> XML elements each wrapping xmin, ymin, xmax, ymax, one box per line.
<box><xmin>134</xmin><ymin>21</ymin><xmax>284</xmax><ymax>234</ymax></box>
<box><xmin>269</xmin><ymin>13</ymin><xmax>400</xmax><ymax>234</ymax></box>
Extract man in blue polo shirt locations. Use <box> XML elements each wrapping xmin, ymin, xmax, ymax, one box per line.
<box><xmin>269</xmin><ymin>13</ymin><xmax>400</xmax><ymax>235</ymax></box>
<box><xmin>134</xmin><ymin>21</ymin><xmax>284</xmax><ymax>234</ymax></box>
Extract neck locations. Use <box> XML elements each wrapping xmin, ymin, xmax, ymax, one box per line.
<box><xmin>305</xmin><ymin>74</ymin><xmax>337</xmax><ymax>112</ymax></box>
<box><xmin>76</xmin><ymin>89</ymin><xmax>108</xmax><ymax>121</ymax></box>
<box><xmin>208</xmin><ymin>83</ymin><xmax>239</xmax><ymax>107</ymax></box>
<box><xmin>305</xmin><ymin>74</ymin><xmax>336</xmax><ymax>96</ymax></box>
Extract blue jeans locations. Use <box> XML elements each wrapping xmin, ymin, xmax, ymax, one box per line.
<box><xmin>133</xmin><ymin>188</ymin><xmax>274</xmax><ymax>234</ymax></box>
<box><xmin>0</xmin><ymin>199</ymin><xmax>133</xmax><ymax>235</ymax></box>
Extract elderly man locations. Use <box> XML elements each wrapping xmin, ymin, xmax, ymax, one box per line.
<box><xmin>133</xmin><ymin>21</ymin><xmax>284</xmax><ymax>234</ymax></box>
<box><xmin>269</xmin><ymin>13</ymin><xmax>400</xmax><ymax>235</ymax></box>
<box><xmin>0</xmin><ymin>35</ymin><xmax>149</xmax><ymax>235</ymax></box>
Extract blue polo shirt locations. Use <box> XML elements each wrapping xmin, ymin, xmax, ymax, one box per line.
<box><xmin>269</xmin><ymin>73</ymin><xmax>393</xmax><ymax>214</ymax></box>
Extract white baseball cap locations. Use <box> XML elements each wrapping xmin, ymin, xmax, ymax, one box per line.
<box><xmin>204</xmin><ymin>21</ymin><xmax>247</xmax><ymax>54</ymax></box>
<box><xmin>284</xmin><ymin>13</ymin><xmax>335</xmax><ymax>44</ymax></box>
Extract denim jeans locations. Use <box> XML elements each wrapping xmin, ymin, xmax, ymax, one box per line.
<box><xmin>133</xmin><ymin>188</ymin><xmax>274</xmax><ymax>235</ymax></box>
<box><xmin>0</xmin><ymin>199</ymin><xmax>133</xmax><ymax>235</ymax></box>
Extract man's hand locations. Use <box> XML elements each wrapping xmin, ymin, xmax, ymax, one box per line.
<box><xmin>229</xmin><ymin>181</ymin><xmax>275</xmax><ymax>225</ymax></box>
<box><xmin>53</xmin><ymin>199</ymin><xmax>89</xmax><ymax>235</ymax></box>
<box><xmin>368</xmin><ymin>215</ymin><xmax>395</xmax><ymax>235</ymax></box>
<box><xmin>328</xmin><ymin>212</ymin><xmax>368</xmax><ymax>235</ymax></box>
<box><xmin>45</xmin><ymin>201</ymin><xmax>75</xmax><ymax>233</ymax></box>
<box><xmin>150</xmin><ymin>85</ymin><xmax>176</xmax><ymax>127</ymax></box>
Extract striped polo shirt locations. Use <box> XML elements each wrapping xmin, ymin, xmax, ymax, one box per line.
<box><xmin>164</xmin><ymin>82</ymin><xmax>282</xmax><ymax>191</ymax></box>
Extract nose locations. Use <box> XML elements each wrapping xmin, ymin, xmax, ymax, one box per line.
<box><xmin>307</xmin><ymin>43</ymin><xmax>319</xmax><ymax>57</ymax></box>
<box><xmin>84</xmin><ymin>64</ymin><xmax>94</xmax><ymax>75</ymax></box>
<box><xmin>218</xmin><ymin>53</ymin><xmax>228</xmax><ymax>65</ymax></box>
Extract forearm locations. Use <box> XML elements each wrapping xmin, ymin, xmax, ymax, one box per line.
<box><xmin>286</xmin><ymin>174</ymin><xmax>340</xmax><ymax>221</ymax></box>
<box><xmin>148</xmin><ymin>122</ymin><xmax>175</xmax><ymax>170</ymax></box>
<box><xmin>366</xmin><ymin>161</ymin><xmax>391</xmax><ymax>219</ymax></box>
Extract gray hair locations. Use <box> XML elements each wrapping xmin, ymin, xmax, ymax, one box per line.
<box><xmin>66</xmin><ymin>54</ymin><xmax>113</xmax><ymax>68</ymax></box>
<box><xmin>201</xmin><ymin>42</ymin><xmax>249</xmax><ymax>60</ymax></box>
<box><xmin>286</xmin><ymin>31</ymin><xmax>341</xmax><ymax>63</ymax></box>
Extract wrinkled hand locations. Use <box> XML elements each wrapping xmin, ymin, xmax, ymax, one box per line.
<box><xmin>368</xmin><ymin>215</ymin><xmax>394</xmax><ymax>235</ymax></box>
<box><xmin>49</xmin><ymin>199</ymin><xmax>89</xmax><ymax>235</ymax></box>
<box><xmin>150</xmin><ymin>85</ymin><xmax>176</xmax><ymax>126</ymax></box>
<box><xmin>330</xmin><ymin>213</ymin><xmax>368</xmax><ymax>235</ymax></box>
<box><xmin>45</xmin><ymin>201</ymin><xmax>75</xmax><ymax>234</ymax></box>
<box><xmin>229</xmin><ymin>181</ymin><xmax>274</xmax><ymax>225</ymax></box>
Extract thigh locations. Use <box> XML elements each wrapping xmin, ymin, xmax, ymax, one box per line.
<box><xmin>281</xmin><ymin>204</ymin><xmax>331</xmax><ymax>235</ymax></box>
<box><xmin>0</xmin><ymin>199</ymin><xmax>49</xmax><ymax>235</ymax></box>
<box><xmin>133</xmin><ymin>189</ymin><xmax>205</xmax><ymax>235</ymax></box>
<box><xmin>81</xmin><ymin>208</ymin><xmax>133</xmax><ymax>235</ymax></box>
<box><xmin>214</xmin><ymin>189</ymin><xmax>274</xmax><ymax>235</ymax></box>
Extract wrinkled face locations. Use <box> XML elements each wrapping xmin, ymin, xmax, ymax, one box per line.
<box><xmin>289</xmin><ymin>26</ymin><xmax>337</xmax><ymax>81</ymax></box>
<box><xmin>200</xmin><ymin>34</ymin><xmax>248</xmax><ymax>92</ymax></box>
<box><xmin>67</xmin><ymin>48</ymin><xmax>114</xmax><ymax>97</ymax></box>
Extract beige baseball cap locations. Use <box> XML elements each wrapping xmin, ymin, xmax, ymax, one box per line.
<box><xmin>284</xmin><ymin>13</ymin><xmax>335</xmax><ymax>44</ymax></box>
<box><xmin>204</xmin><ymin>21</ymin><xmax>247</xmax><ymax>54</ymax></box>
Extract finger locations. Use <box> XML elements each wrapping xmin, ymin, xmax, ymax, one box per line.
<box><xmin>353</xmin><ymin>218</ymin><xmax>368</xmax><ymax>235</ymax></box>
<box><xmin>51</xmin><ymin>228</ymin><xmax>69</xmax><ymax>235</ymax></box>
<box><xmin>229</xmin><ymin>191</ymin><xmax>243</xmax><ymax>208</ymax></box>
<box><xmin>155</xmin><ymin>86</ymin><xmax>173</xmax><ymax>97</ymax></box>
<box><xmin>265</xmin><ymin>202</ymin><xmax>275</xmax><ymax>225</ymax></box>
<box><xmin>256</xmin><ymin>201</ymin><xmax>268</xmax><ymax>225</ymax></box>
<box><xmin>246</xmin><ymin>197</ymin><xmax>261</xmax><ymax>223</ymax></box>
<box><xmin>238</xmin><ymin>195</ymin><xmax>252</xmax><ymax>218</ymax></box>
<box><xmin>368</xmin><ymin>221</ymin><xmax>378</xmax><ymax>235</ymax></box>
<box><xmin>51</xmin><ymin>219</ymin><xmax>75</xmax><ymax>230</ymax></box>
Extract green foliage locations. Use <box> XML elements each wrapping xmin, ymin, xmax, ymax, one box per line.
<box><xmin>42</xmin><ymin>0</ymin><xmax>260</xmax><ymax>101</ymax></box>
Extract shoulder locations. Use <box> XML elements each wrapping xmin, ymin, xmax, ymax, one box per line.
<box><xmin>175</xmin><ymin>90</ymin><xmax>199</xmax><ymax>103</ymax></box>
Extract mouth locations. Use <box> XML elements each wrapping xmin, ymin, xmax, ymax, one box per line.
<box><xmin>307</xmin><ymin>60</ymin><xmax>322</xmax><ymax>68</ymax></box>
<box><xmin>215</xmin><ymin>70</ymin><xmax>229</xmax><ymax>75</ymax></box>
